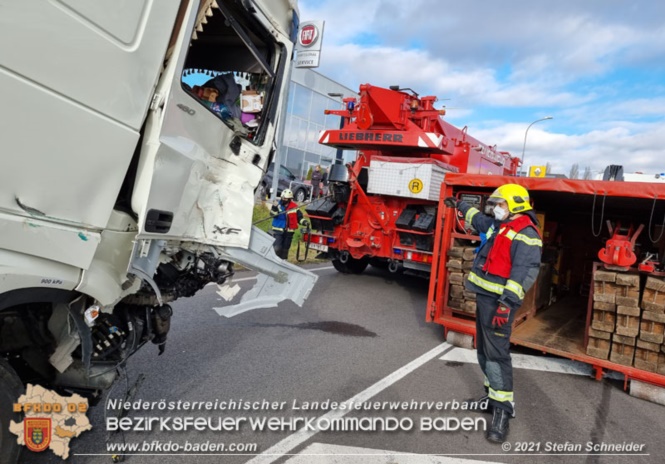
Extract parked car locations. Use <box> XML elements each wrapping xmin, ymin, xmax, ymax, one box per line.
<box><xmin>260</xmin><ymin>163</ymin><xmax>312</xmax><ymax>202</ymax></box>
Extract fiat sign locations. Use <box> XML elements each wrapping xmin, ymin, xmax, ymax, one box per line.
<box><xmin>295</xmin><ymin>20</ymin><xmax>325</xmax><ymax>68</ymax></box>
<box><xmin>299</xmin><ymin>24</ymin><xmax>318</xmax><ymax>47</ymax></box>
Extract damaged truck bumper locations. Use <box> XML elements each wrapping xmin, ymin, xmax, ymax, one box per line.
<box><xmin>214</xmin><ymin>226</ymin><xmax>318</xmax><ymax>317</ymax></box>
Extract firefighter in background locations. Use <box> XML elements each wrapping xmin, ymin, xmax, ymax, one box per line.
<box><xmin>271</xmin><ymin>189</ymin><xmax>308</xmax><ymax>259</ymax></box>
<box><xmin>445</xmin><ymin>184</ymin><xmax>542</xmax><ymax>443</ymax></box>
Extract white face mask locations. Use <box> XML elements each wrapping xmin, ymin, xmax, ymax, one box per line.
<box><xmin>493</xmin><ymin>205</ymin><xmax>508</xmax><ymax>221</ymax></box>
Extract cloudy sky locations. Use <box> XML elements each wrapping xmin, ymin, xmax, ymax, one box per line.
<box><xmin>298</xmin><ymin>0</ymin><xmax>665</xmax><ymax>177</ymax></box>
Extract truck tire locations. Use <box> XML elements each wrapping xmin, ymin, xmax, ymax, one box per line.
<box><xmin>369</xmin><ymin>258</ymin><xmax>390</xmax><ymax>269</ymax></box>
<box><xmin>332</xmin><ymin>256</ymin><xmax>369</xmax><ymax>274</ymax></box>
<box><xmin>0</xmin><ymin>359</ymin><xmax>24</xmax><ymax>464</ymax></box>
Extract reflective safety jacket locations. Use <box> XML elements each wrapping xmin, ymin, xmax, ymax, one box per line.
<box><xmin>271</xmin><ymin>200</ymin><xmax>302</xmax><ymax>231</ymax></box>
<box><xmin>458</xmin><ymin>202</ymin><xmax>542</xmax><ymax>310</ymax></box>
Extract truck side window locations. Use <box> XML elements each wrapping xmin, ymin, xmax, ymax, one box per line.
<box><xmin>180</xmin><ymin>1</ymin><xmax>277</xmax><ymax>143</ymax></box>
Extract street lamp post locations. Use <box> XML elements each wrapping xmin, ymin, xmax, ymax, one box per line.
<box><xmin>327</xmin><ymin>92</ymin><xmax>345</xmax><ymax>163</ymax></box>
<box><xmin>520</xmin><ymin>116</ymin><xmax>553</xmax><ymax>175</ymax></box>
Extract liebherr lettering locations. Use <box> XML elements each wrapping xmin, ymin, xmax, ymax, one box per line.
<box><xmin>337</xmin><ymin>132</ymin><xmax>403</xmax><ymax>142</ymax></box>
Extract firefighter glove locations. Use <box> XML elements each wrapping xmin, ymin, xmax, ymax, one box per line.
<box><xmin>492</xmin><ymin>304</ymin><xmax>511</xmax><ymax>328</ymax></box>
<box><xmin>299</xmin><ymin>218</ymin><xmax>310</xmax><ymax>227</ymax></box>
<box><xmin>444</xmin><ymin>196</ymin><xmax>459</xmax><ymax>208</ymax></box>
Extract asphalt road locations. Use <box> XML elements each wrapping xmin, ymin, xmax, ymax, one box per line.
<box><xmin>21</xmin><ymin>264</ymin><xmax>665</xmax><ymax>464</ymax></box>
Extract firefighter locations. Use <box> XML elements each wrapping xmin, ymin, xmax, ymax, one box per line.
<box><xmin>444</xmin><ymin>184</ymin><xmax>542</xmax><ymax>443</ymax></box>
<box><xmin>271</xmin><ymin>189</ymin><xmax>308</xmax><ymax>259</ymax></box>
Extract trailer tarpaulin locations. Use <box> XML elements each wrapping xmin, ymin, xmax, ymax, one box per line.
<box><xmin>444</xmin><ymin>173</ymin><xmax>665</xmax><ymax>200</ymax></box>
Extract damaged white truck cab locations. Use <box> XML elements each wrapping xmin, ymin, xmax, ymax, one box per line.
<box><xmin>0</xmin><ymin>0</ymin><xmax>314</xmax><ymax>443</ymax></box>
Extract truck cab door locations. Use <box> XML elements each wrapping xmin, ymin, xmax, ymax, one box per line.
<box><xmin>127</xmin><ymin>1</ymin><xmax>318</xmax><ymax>314</ymax></box>
<box><xmin>131</xmin><ymin>0</ymin><xmax>287</xmax><ymax>249</ymax></box>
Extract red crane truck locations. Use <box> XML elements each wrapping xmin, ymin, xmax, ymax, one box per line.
<box><xmin>304</xmin><ymin>84</ymin><xmax>519</xmax><ymax>275</ymax></box>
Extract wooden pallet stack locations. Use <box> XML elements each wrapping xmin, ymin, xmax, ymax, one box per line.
<box><xmin>612</xmin><ymin>273</ymin><xmax>641</xmax><ymax>366</ymax></box>
<box><xmin>587</xmin><ymin>270</ymin><xmax>665</xmax><ymax>373</ymax></box>
<box><xmin>587</xmin><ymin>270</ymin><xmax>641</xmax><ymax>365</ymax></box>
<box><xmin>587</xmin><ymin>270</ymin><xmax>617</xmax><ymax>359</ymax></box>
<box><xmin>635</xmin><ymin>277</ymin><xmax>665</xmax><ymax>374</ymax></box>
<box><xmin>446</xmin><ymin>245</ymin><xmax>476</xmax><ymax>315</ymax></box>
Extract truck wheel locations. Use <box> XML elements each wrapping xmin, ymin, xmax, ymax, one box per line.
<box><xmin>347</xmin><ymin>257</ymin><xmax>369</xmax><ymax>274</ymax></box>
<box><xmin>332</xmin><ymin>258</ymin><xmax>349</xmax><ymax>273</ymax></box>
<box><xmin>0</xmin><ymin>359</ymin><xmax>24</xmax><ymax>464</ymax></box>
<box><xmin>295</xmin><ymin>188</ymin><xmax>307</xmax><ymax>203</ymax></box>
<box><xmin>369</xmin><ymin>258</ymin><xmax>390</xmax><ymax>269</ymax></box>
<box><xmin>332</xmin><ymin>256</ymin><xmax>368</xmax><ymax>274</ymax></box>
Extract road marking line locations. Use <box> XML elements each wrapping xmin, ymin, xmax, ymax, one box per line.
<box><xmin>441</xmin><ymin>347</ymin><xmax>593</xmax><ymax>376</ymax></box>
<box><xmin>245</xmin><ymin>342</ymin><xmax>451</xmax><ymax>464</ymax></box>
<box><xmin>284</xmin><ymin>443</ymin><xmax>502</xmax><ymax>463</ymax></box>
<box><xmin>311</xmin><ymin>265</ymin><xmax>335</xmax><ymax>271</ymax></box>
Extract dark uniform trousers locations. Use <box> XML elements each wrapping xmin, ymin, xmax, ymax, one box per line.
<box><xmin>272</xmin><ymin>230</ymin><xmax>294</xmax><ymax>260</ymax></box>
<box><xmin>475</xmin><ymin>293</ymin><xmax>518</xmax><ymax>414</ymax></box>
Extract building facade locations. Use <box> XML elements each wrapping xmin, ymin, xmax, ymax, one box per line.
<box><xmin>278</xmin><ymin>67</ymin><xmax>357</xmax><ymax>180</ymax></box>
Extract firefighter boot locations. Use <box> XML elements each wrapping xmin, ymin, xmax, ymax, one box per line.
<box><xmin>486</xmin><ymin>406</ymin><xmax>510</xmax><ymax>443</ymax></box>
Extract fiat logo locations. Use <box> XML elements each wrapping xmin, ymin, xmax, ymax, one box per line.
<box><xmin>299</xmin><ymin>24</ymin><xmax>318</xmax><ymax>47</ymax></box>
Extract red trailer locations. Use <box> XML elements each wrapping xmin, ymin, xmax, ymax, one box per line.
<box><xmin>427</xmin><ymin>173</ymin><xmax>665</xmax><ymax>388</ymax></box>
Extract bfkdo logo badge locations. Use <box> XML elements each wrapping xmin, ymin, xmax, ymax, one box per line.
<box><xmin>25</xmin><ymin>418</ymin><xmax>51</xmax><ymax>452</ymax></box>
<box><xmin>10</xmin><ymin>384</ymin><xmax>92</xmax><ymax>460</ymax></box>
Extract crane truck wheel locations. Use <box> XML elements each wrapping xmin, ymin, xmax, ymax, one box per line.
<box><xmin>332</xmin><ymin>258</ymin><xmax>350</xmax><ymax>273</ymax></box>
<box><xmin>0</xmin><ymin>358</ymin><xmax>24</xmax><ymax>464</ymax></box>
<box><xmin>369</xmin><ymin>258</ymin><xmax>390</xmax><ymax>269</ymax></box>
<box><xmin>332</xmin><ymin>256</ymin><xmax>369</xmax><ymax>274</ymax></box>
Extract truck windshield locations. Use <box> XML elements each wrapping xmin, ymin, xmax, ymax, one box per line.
<box><xmin>180</xmin><ymin>0</ymin><xmax>283</xmax><ymax>144</ymax></box>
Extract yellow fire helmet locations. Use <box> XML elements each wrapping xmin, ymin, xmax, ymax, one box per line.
<box><xmin>489</xmin><ymin>184</ymin><xmax>532</xmax><ymax>213</ymax></box>
<box><xmin>281</xmin><ymin>188</ymin><xmax>294</xmax><ymax>199</ymax></box>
